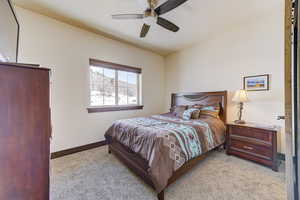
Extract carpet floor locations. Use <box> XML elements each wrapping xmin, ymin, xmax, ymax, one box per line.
<box><xmin>50</xmin><ymin>147</ymin><xmax>286</xmax><ymax>200</ymax></box>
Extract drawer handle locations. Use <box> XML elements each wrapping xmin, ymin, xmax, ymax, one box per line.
<box><xmin>243</xmin><ymin>146</ymin><xmax>254</xmax><ymax>150</ymax></box>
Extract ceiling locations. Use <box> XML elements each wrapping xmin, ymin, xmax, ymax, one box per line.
<box><xmin>12</xmin><ymin>0</ymin><xmax>282</xmax><ymax>56</ymax></box>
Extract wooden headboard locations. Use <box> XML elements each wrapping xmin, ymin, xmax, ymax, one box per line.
<box><xmin>171</xmin><ymin>91</ymin><xmax>228</xmax><ymax>123</ymax></box>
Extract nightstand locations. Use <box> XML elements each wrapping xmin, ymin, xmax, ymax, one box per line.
<box><xmin>226</xmin><ymin>122</ymin><xmax>279</xmax><ymax>171</ymax></box>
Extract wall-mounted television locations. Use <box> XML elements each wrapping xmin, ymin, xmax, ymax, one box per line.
<box><xmin>0</xmin><ymin>0</ymin><xmax>19</xmax><ymax>63</ymax></box>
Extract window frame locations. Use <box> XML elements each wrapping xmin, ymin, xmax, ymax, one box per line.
<box><xmin>87</xmin><ymin>58</ymin><xmax>143</xmax><ymax>113</ymax></box>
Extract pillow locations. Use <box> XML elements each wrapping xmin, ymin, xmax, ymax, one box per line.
<box><xmin>191</xmin><ymin>104</ymin><xmax>204</xmax><ymax>109</ymax></box>
<box><xmin>200</xmin><ymin>105</ymin><xmax>220</xmax><ymax>118</ymax></box>
<box><xmin>171</xmin><ymin>105</ymin><xmax>188</xmax><ymax>117</ymax></box>
<box><xmin>182</xmin><ymin>108</ymin><xmax>201</xmax><ymax>120</ymax></box>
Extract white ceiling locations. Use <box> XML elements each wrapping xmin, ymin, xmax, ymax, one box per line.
<box><xmin>13</xmin><ymin>0</ymin><xmax>282</xmax><ymax>55</ymax></box>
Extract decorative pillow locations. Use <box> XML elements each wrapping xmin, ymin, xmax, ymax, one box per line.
<box><xmin>191</xmin><ymin>104</ymin><xmax>204</xmax><ymax>109</ymax></box>
<box><xmin>200</xmin><ymin>105</ymin><xmax>220</xmax><ymax>118</ymax></box>
<box><xmin>171</xmin><ymin>105</ymin><xmax>188</xmax><ymax>117</ymax></box>
<box><xmin>182</xmin><ymin>108</ymin><xmax>201</xmax><ymax>120</ymax></box>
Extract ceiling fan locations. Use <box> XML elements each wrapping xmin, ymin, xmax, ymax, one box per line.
<box><xmin>112</xmin><ymin>0</ymin><xmax>188</xmax><ymax>38</ymax></box>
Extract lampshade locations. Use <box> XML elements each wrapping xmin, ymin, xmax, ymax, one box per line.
<box><xmin>232</xmin><ymin>90</ymin><xmax>249</xmax><ymax>103</ymax></box>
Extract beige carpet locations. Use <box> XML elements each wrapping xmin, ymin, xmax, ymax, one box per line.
<box><xmin>50</xmin><ymin>147</ymin><xmax>286</xmax><ymax>200</ymax></box>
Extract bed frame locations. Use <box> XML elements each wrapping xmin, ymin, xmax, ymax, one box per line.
<box><xmin>107</xmin><ymin>91</ymin><xmax>228</xmax><ymax>200</ymax></box>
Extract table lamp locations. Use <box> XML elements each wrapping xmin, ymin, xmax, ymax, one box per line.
<box><xmin>232</xmin><ymin>90</ymin><xmax>249</xmax><ymax>124</ymax></box>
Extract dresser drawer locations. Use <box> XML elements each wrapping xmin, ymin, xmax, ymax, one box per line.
<box><xmin>230</xmin><ymin>139</ymin><xmax>272</xmax><ymax>160</ymax></box>
<box><xmin>230</xmin><ymin>126</ymin><xmax>272</xmax><ymax>142</ymax></box>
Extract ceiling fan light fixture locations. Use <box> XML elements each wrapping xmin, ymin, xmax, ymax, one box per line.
<box><xmin>143</xmin><ymin>16</ymin><xmax>157</xmax><ymax>26</ymax></box>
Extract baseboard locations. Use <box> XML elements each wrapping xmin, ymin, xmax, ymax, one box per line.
<box><xmin>277</xmin><ymin>153</ymin><xmax>285</xmax><ymax>161</ymax></box>
<box><xmin>51</xmin><ymin>140</ymin><xmax>107</xmax><ymax>159</ymax></box>
<box><xmin>51</xmin><ymin>142</ymin><xmax>285</xmax><ymax>161</ymax></box>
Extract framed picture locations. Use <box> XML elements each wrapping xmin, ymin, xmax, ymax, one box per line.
<box><xmin>243</xmin><ymin>74</ymin><xmax>269</xmax><ymax>91</ymax></box>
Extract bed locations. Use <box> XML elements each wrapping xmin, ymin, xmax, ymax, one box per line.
<box><xmin>105</xmin><ymin>91</ymin><xmax>227</xmax><ymax>200</ymax></box>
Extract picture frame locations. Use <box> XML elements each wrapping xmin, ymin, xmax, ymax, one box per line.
<box><xmin>243</xmin><ymin>74</ymin><xmax>270</xmax><ymax>91</ymax></box>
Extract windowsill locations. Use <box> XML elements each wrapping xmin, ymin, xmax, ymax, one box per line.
<box><xmin>87</xmin><ymin>105</ymin><xmax>144</xmax><ymax>113</ymax></box>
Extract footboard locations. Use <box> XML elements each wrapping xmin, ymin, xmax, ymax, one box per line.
<box><xmin>108</xmin><ymin>141</ymin><xmax>224</xmax><ymax>200</ymax></box>
<box><xmin>108</xmin><ymin>142</ymin><xmax>155</xmax><ymax>189</ymax></box>
<box><xmin>109</xmin><ymin>142</ymin><xmax>165</xmax><ymax>200</ymax></box>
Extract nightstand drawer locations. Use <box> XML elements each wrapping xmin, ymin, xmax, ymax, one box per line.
<box><xmin>230</xmin><ymin>139</ymin><xmax>272</xmax><ymax>160</ymax></box>
<box><xmin>230</xmin><ymin>126</ymin><xmax>272</xmax><ymax>142</ymax></box>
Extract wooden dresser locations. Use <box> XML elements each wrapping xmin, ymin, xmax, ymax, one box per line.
<box><xmin>0</xmin><ymin>62</ymin><xmax>51</xmax><ymax>200</ymax></box>
<box><xmin>226</xmin><ymin>123</ymin><xmax>279</xmax><ymax>171</ymax></box>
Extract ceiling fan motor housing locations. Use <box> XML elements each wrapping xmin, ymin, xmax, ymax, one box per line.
<box><xmin>144</xmin><ymin>9</ymin><xmax>157</xmax><ymax>17</ymax></box>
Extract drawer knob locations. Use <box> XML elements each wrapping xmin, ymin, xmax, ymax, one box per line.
<box><xmin>243</xmin><ymin>146</ymin><xmax>254</xmax><ymax>150</ymax></box>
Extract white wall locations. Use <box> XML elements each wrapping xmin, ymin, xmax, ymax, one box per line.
<box><xmin>16</xmin><ymin>7</ymin><xmax>165</xmax><ymax>153</ymax></box>
<box><xmin>0</xmin><ymin>0</ymin><xmax>18</xmax><ymax>62</ymax></box>
<box><xmin>165</xmin><ymin>9</ymin><xmax>286</xmax><ymax>153</ymax></box>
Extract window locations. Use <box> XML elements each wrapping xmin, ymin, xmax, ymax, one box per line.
<box><xmin>88</xmin><ymin>59</ymin><xmax>143</xmax><ymax>113</ymax></box>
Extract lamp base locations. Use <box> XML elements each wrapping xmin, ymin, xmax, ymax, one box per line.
<box><xmin>234</xmin><ymin>120</ymin><xmax>246</xmax><ymax>124</ymax></box>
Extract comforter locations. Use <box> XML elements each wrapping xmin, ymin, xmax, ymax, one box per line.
<box><xmin>105</xmin><ymin>113</ymin><xmax>226</xmax><ymax>192</ymax></box>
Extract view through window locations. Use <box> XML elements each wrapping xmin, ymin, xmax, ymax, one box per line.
<box><xmin>89</xmin><ymin>59</ymin><xmax>141</xmax><ymax>108</ymax></box>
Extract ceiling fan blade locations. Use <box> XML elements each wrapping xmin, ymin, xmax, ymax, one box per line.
<box><xmin>140</xmin><ymin>24</ymin><xmax>151</xmax><ymax>38</ymax></box>
<box><xmin>155</xmin><ymin>0</ymin><xmax>188</xmax><ymax>15</ymax></box>
<box><xmin>157</xmin><ymin>17</ymin><xmax>179</xmax><ymax>32</ymax></box>
<box><xmin>112</xmin><ymin>14</ymin><xmax>144</xmax><ymax>20</ymax></box>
